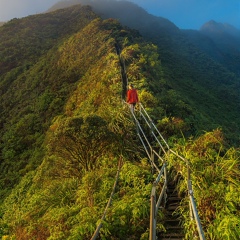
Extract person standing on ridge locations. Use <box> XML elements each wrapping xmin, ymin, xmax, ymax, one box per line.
<box><xmin>127</xmin><ymin>84</ymin><xmax>139</xmax><ymax>113</ymax></box>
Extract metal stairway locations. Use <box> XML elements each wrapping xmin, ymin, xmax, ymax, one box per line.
<box><xmin>129</xmin><ymin>103</ymin><xmax>205</xmax><ymax>240</ymax></box>
<box><xmin>158</xmin><ymin>176</ymin><xmax>184</xmax><ymax>240</ymax></box>
<box><xmin>91</xmin><ymin>101</ymin><xmax>205</xmax><ymax>239</ymax></box>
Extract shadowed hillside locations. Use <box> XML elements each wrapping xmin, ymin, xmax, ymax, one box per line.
<box><xmin>184</xmin><ymin>20</ymin><xmax>240</xmax><ymax>75</ymax></box>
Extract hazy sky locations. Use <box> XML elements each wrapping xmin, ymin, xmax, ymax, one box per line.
<box><xmin>134</xmin><ymin>0</ymin><xmax>240</xmax><ymax>29</ymax></box>
<box><xmin>0</xmin><ymin>0</ymin><xmax>239</xmax><ymax>30</ymax></box>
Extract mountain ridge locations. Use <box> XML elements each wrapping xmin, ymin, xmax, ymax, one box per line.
<box><xmin>0</xmin><ymin>5</ymin><xmax>167</xmax><ymax>238</ymax></box>
<box><xmin>0</xmin><ymin>3</ymin><xmax>240</xmax><ymax>239</ymax></box>
<box><xmin>59</xmin><ymin>1</ymin><xmax>240</xmax><ymax>144</ymax></box>
<box><xmin>48</xmin><ymin>1</ymin><xmax>240</xmax><ymax>77</ymax></box>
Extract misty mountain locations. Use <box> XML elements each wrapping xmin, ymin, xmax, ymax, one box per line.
<box><xmin>200</xmin><ymin>20</ymin><xmax>240</xmax><ymax>38</ymax></box>
<box><xmin>48</xmin><ymin>0</ymin><xmax>240</xmax><ymax>144</ymax></box>
<box><xmin>49</xmin><ymin>0</ymin><xmax>240</xmax><ymax>77</ymax></box>
<box><xmin>48</xmin><ymin>0</ymin><xmax>179</xmax><ymax>35</ymax></box>
<box><xmin>0</xmin><ymin>3</ymin><xmax>240</xmax><ymax>239</ymax></box>
<box><xmin>183</xmin><ymin>20</ymin><xmax>240</xmax><ymax>75</ymax></box>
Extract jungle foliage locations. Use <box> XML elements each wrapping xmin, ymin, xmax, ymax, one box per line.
<box><xmin>0</xmin><ymin>3</ymin><xmax>239</xmax><ymax>240</ymax></box>
<box><xmin>57</xmin><ymin>0</ymin><xmax>240</xmax><ymax>145</ymax></box>
<box><xmin>168</xmin><ymin>130</ymin><xmax>240</xmax><ymax>239</ymax></box>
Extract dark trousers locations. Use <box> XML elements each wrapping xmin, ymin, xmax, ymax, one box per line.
<box><xmin>129</xmin><ymin>102</ymin><xmax>136</xmax><ymax>113</ymax></box>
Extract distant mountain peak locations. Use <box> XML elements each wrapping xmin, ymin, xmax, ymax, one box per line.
<box><xmin>48</xmin><ymin>0</ymin><xmax>179</xmax><ymax>35</ymax></box>
<box><xmin>200</xmin><ymin>20</ymin><xmax>240</xmax><ymax>37</ymax></box>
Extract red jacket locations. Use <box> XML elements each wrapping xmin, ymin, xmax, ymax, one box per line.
<box><xmin>127</xmin><ymin>89</ymin><xmax>139</xmax><ymax>104</ymax></box>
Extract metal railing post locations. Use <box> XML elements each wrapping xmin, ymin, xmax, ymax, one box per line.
<box><xmin>187</xmin><ymin>162</ymin><xmax>205</xmax><ymax>239</ymax></box>
<box><xmin>91</xmin><ymin>158</ymin><xmax>122</xmax><ymax>240</ymax></box>
<box><xmin>150</xmin><ymin>149</ymin><xmax>154</xmax><ymax>173</ymax></box>
<box><xmin>149</xmin><ymin>186</ymin><xmax>156</xmax><ymax>240</ymax></box>
<box><xmin>189</xmin><ymin>193</ymin><xmax>206</xmax><ymax>240</ymax></box>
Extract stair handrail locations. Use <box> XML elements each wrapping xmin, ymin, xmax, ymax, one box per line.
<box><xmin>168</xmin><ymin>149</ymin><xmax>206</xmax><ymax>240</ymax></box>
<box><xmin>126</xmin><ymin>103</ymin><xmax>168</xmax><ymax>239</ymax></box>
<box><xmin>126</xmin><ymin>102</ymin><xmax>205</xmax><ymax>240</ymax></box>
<box><xmin>138</xmin><ymin>102</ymin><xmax>170</xmax><ymax>150</ymax></box>
<box><xmin>91</xmin><ymin>157</ymin><xmax>123</xmax><ymax>240</ymax></box>
<box><xmin>149</xmin><ymin>161</ymin><xmax>168</xmax><ymax>240</ymax></box>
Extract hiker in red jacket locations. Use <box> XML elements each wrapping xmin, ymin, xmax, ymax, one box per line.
<box><xmin>127</xmin><ymin>84</ymin><xmax>139</xmax><ymax>112</ymax></box>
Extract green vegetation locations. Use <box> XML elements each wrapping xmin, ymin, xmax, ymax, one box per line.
<box><xmin>168</xmin><ymin>130</ymin><xmax>240</xmax><ymax>239</ymax></box>
<box><xmin>62</xmin><ymin>0</ymin><xmax>240</xmax><ymax>145</ymax></box>
<box><xmin>0</xmin><ymin>5</ymin><xmax>98</xmax><ymax>197</ymax></box>
<box><xmin>0</xmin><ymin>3</ymin><xmax>239</xmax><ymax>239</ymax></box>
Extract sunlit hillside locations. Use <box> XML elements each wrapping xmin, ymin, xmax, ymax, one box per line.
<box><xmin>49</xmin><ymin>0</ymin><xmax>240</xmax><ymax>146</ymax></box>
<box><xmin>0</xmin><ymin>2</ymin><xmax>239</xmax><ymax>239</ymax></box>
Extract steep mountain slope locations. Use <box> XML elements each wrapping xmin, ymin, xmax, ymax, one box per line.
<box><xmin>48</xmin><ymin>0</ymin><xmax>240</xmax><ymax>145</ymax></box>
<box><xmin>0</xmin><ymin>3</ymin><xmax>239</xmax><ymax>240</ymax></box>
<box><xmin>0</xmin><ymin>5</ymin><xmax>97</xmax><ymax>76</ymax></box>
<box><xmin>0</xmin><ymin>2</ymin><xmax>174</xmax><ymax>196</ymax></box>
<box><xmin>0</xmin><ymin>5</ymin><xmax>98</xmax><ymax>195</ymax></box>
<box><xmin>183</xmin><ymin>20</ymin><xmax>240</xmax><ymax>75</ymax></box>
<box><xmin>0</xmin><ymin>5</ymin><xmax>167</xmax><ymax>239</ymax></box>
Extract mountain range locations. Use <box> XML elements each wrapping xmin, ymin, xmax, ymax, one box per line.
<box><xmin>0</xmin><ymin>1</ymin><xmax>240</xmax><ymax>239</ymax></box>
<box><xmin>49</xmin><ymin>0</ymin><xmax>240</xmax><ymax>142</ymax></box>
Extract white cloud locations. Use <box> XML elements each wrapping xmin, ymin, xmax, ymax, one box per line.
<box><xmin>0</xmin><ymin>0</ymin><xmax>59</xmax><ymax>21</ymax></box>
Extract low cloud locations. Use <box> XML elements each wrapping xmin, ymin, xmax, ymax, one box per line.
<box><xmin>0</xmin><ymin>0</ymin><xmax>59</xmax><ymax>21</ymax></box>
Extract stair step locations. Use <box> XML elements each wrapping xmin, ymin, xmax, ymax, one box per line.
<box><xmin>165</xmin><ymin>228</ymin><xmax>182</xmax><ymax>234</ymax></box>
<box><xmin>167</xmin><ymin>196</ymin><xmax>180</xmax><ymax>200</ymax></box>
<box><xmin>167</xmin><ymin>194</ymin><xmax>180</xmax><ymax>198</ymax></box>
<box><xmin>159</xmin><ymin>173</ymin><xmax>185</xmax><ymax>240</ymax></box>
<box><xmin>165</xmin><ymin>214</ymin><xmax>180</xmax><ymax>219</ymax></box>
<box><xmin>158</xmin><ymin>236</ymin><xmax>184</xmax><ymax>239</ymax></box>
<box><xmin>167</xmin><ymin>202</ymin><xmax>180</xmax><ymax>207</ymax></box>
<box><xmin>166</xmin><ymin>205</ymin><xmax>179</xmax><ymax>211</ymax></box>
<box><xmin>159</xmin><ymin>233</ymin><xmax>185</xmax><ymax>238</ymax></box>
<box><xmin>167</xmin><ymin>198</ymin><xmax>179</xmax><ymax>201</ymax></box>
<box><xmin>160</xmin><ymin>237</ymin><xmax>184</xmax><ymax>240</ymax></box>
<box><xmin>165</xmin><ymin>219</ymin><xmax>180</xmax><ymax>224</ymax></box>
<box><xmin>164</xmin><ymin>228</ymin><xmax>182</xmax><ymax>232</ymax></box>
<box><xmin>165</xmin><ymin>219</ymin><xmax>181</xmax><ymax>225</ymax></box>
<box><xmin>159</xmin><ymin>238</ymin><xmax>184</xmax><ymax>240</ymax></box>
